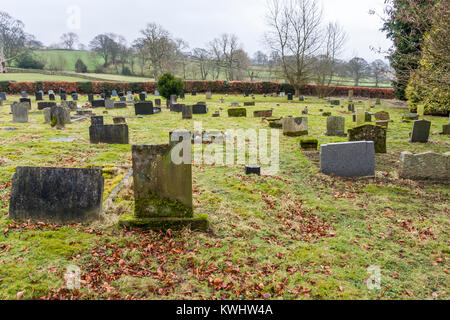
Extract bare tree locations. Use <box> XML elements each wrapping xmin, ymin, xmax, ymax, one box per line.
<box><xmin>136</xmin><ymin>23</ymin><xmax>177</xmax><ymax>79</ymax></box>
<box><xmin>314</xmin><ymin>22</ymin><xmax>347</xmax><ymax>97</ymax></box>
<box><xmin>265</xmin><ymin>0</ymin><xmax>323</xmax><ymax>95</ymax></box>
<box><xmin>209</xmin><ymin>34</ymin><xmax>242</xmax><ymax>81</ymax></box>
<box><xmin>348</xmin><ymin>57</ymin><xmax>369</xmax><ymax>86</ymax></box>
<box><xmin>0</xmin><ymin>11</ymin><xmax>34</xmax><ymax>72</ymax></box>
<box><xmin>370</xmin><ymin>59</ymin><xmax>388</xmax><ymax>87</ymax></box>
<box><xmin>60</xmin><ymin>32</ymin><xmax>79</xmax><ymax>50</ymax></box>
<box><xmin>89</xmin><ymin>34</ymin><xmax>114</xmax><ymax>67</ymax></box>
<box><xmin>175</xmin><ymin>39</ymin><xmax>190</xmax><ymax>80</ymax></box>
<box><xmin>192</xmin><ymin>48</ymin><xmax>213</xmax><ymax>80</ymax></box>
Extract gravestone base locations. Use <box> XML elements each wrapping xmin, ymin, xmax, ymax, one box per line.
<box><xmin>118</xmin><ymin>212</ymin><xmax>208</xmax><ymax>231</ymax></box>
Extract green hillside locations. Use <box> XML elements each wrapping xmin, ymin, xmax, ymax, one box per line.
<box><xmin>33</xmin><ymin>49</ymin><xmax>104</xmax><ymax>71</ymax></box>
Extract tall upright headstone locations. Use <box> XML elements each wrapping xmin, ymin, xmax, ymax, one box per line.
<box><xmin>410</xmin><ymin>119</ymin><xmax>431</xmax><ymax>143</ymax></box>
<box><xmin>356</xmin><ymin>108</ymin><xmax>365</xmax><ymax>126</ymax></box>
<box><xmin>326</xmin><ymin>116</ymin><xmax>346</xmax><ymax>137</ymax></box>
<box><xmin>11</xmin><ymin>102</ymin><xmax>29</xmax><ymax>123</ymax></box>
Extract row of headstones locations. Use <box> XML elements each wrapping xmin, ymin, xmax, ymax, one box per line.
<box><xmin>9</xmin><ymin>131</ymin><xmax>208</xmax><ymax>231</ymax></box>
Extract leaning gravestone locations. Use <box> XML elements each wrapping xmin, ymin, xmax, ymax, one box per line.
<box><xmin>399</xmin><ymin>152</ymin><xmax>450</xmax><ymax>180</ymax></box>
<box><xmin>11</xmin><ymin>102</ymin><xmax>29</xmax><ymax>123</ymax></box>
<box><xmin>348</xmin><ymin>124</ymin><xmax>387</xmax><ymax>153</ymax></box>
<box><xmin>182</xmin><ymin>105</ymin><xmax>193</xmax><ymax>120</ymax></box>
<box><xmin>9</xmin><ymin>166</ymin><xmax>104</xmax><ymax>224</ymax></box>
<box><xmin>282</xmin><ymin>117</ymin><xmax>308</xmax><ymax>136</ymax></box>
<box><xmin>119</xmin><ymin>136</ymin><xmax>208</xmax><ymax>230</ymax></box>
<box><xmin>326</xmin><ymin>116</ymin><xmax>346</xmax><ymax>137</ymax></box>
<box><xmin>410</xmin><ymin>119</ymin><xmax>431</xmax><ymax>143</ymax></box>
<box><xmin>61</xmin><ymin>100</ymin><xmax>77</xmax><ymax>110</ymax></box>
<box><xmin>321</xmin><ymin>142</ymin><xmax>375</xmax><ymax>177</ymax></box>
<box><xmin>50</xmin><ymin>106</ymin><xmax>71</xmax><ymax>129</ymax></box>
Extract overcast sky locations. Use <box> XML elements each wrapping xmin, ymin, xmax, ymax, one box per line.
<box><xmin>2</xmin><ymin>0</ymin><xmax>391</xmax><ymax>62</ymax></box>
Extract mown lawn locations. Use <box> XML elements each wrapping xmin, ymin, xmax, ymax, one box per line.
<box><xmin>0</xmin><ymin>94</ymin><xmax>448</xmax><ymax>300</ymax></box>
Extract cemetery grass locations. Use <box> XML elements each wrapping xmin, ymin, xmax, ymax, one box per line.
<box><xmin>0</xmin><ymin>95</ymin><xmax>448</xmax><ymax>300</ymax></box>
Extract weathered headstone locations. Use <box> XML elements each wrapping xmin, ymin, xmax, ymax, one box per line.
<box><xmin>228</xmin><ymin>108</ymin><xmax>247</xmax><ymax>117</ymax></box>
<box><xmin>348</xmin><ymin>90</ymin><xmax>354</xmax><ymax>101</ymax></box>
<box><xmin>410</xmin><ymin>119</ymin><xmax>431</xmax><ymax>143</ymax></box>
<box><xmin>105</xmin><ymin>99</ymin><xmax>115</xmax><ymax>110</ymax></box>
<box><xmin>170</xmin><ymin>95</ymin><xmax>177</xmax><ymax>105</ymax></box>
<box><xmin>326</xmin><ymin>116</ymin><xmax>346</xmax><ymax>137</ymax></box>
<box><xmin>120</xmin><ymin>141</ymin><xmax>208</xmax><ymax>230</ymax></box>
<box><xmin>282</xmin><ymin>117</ymin><xmax>308</xmax><ymax>136</ymax></box>
<box><xmin>375</xmin><ymin>111</ymin><xmax>390</xmax><ymax>121</ymax></box>
<box><xmin>320</xmin><ymin>142</ymin><xmax>375</xmax><ymax>177</ymax></box>
<box><xmin>231</xmin><ymin>102</ymin><xmax>240</xmax><ymax>107</ymax></box>
<box><xmin>44</xmin><ymin>108</ymin><xmax>52</xmax><ymax>123</ymax></box>
<box><xmin>356</xmin><ymin>108</ymin><xmax>366</xmax><ymax>126</ymax></box>
<box><xmin>9</xmin><ymin>166</ymin><xmax>104</xmax><ymax>224</ymax></box>
<box><xmin>399</xmin><ymin>152</ymin><xmax>449</xmax><ymax>180</ymax></box>
<box><xmin>348</xmin><ymin>124</ymin><xmax>387</xmax><ymax>153</ymax></box>
<box><xmin>19</xmin><ymin>98</ymin><xmax>31</xmax><ymax>109</ymax></box>
<box><xmin>11</xmin><ymin>102</ymin><xmax>29</xmax><ymax>123</ymax></box>
<box><xmin>61</xmin><ymin>100</ymin><xmax>77</xmax><ymax>110</ymax></box>
<box><xmin>205</xmin><ymin>91</ymin><xmax>212</xmax><ymax>99</ymax></box>
<box><xmin>300</xmin><ymin>138</ymin><xmax>318</xmax><ymax>150</ymax></box>
<box><xmin>253</xmin><ymin>110</ymin><xmax>273</xmax><ymax>118</ymax></box>
<box><xmin>50</xmin><ymin>106</ymin><xmax>71</xmax><ymax>129</ymax></box>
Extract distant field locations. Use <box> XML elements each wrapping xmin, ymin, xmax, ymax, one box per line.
<box><xmin>85</xmin><ymin>73</ymin><xmax>154</xmax><ymax>82</ymax></box>
<box><xmin>33</xmin><ymin>49</ymin><xmax>103</xmax><ymax>71</ymax></box>
<box><xmin>0</xmin><ymin>73</ymin><xmax>89</xmax><ymax>82</ymax></box>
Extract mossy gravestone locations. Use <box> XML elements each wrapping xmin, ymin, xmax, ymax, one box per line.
<box><xmin>9</xmin><ymin>167</ymin><xmax>104</xmax><ymax>224</ymax></box>
<box><xmin>228</xmin><ymin>108</ymin><xmax>247</xmax><ymax>117</ymax></box>
<box><xmin>119</xmin><ymin>142</ymin><xmax>208</xmax><ymax>231</ymax></box>
<box><xmin>326</xmin><ymin>116</ymin><xmax>346</xmax><ymax>137</ymax></box>
<box><xmin>348</xmin><ymin>124</ymin><xmax>387</xmax><ymax>153</ymax></box>
<box><xmin>282</xmin><ymin>117</ymin><xmax>308</xmax><ymax>136</ymax></box>
<box><xmin>11</xmin><ymin>102</ymin><xmax>29</xmax><ymax>123</ymax></box>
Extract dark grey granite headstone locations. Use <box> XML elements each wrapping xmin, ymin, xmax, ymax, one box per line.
<box><xmin>35</xmin><ymin>92</ymin><xmax>43</xmax><ymax>101</ymax></box>
<box><xmin>92</xmin><ymin>100</ymin><xmax>105</xmax><ymax>108</ymax></box>
<box><xmin>91</xmin><ymin>116</ymin><xmax>104</xmax><ymax>126</ymax></box>
<box><xmin>89</xmin><ymin>124</ymin><xmax>129</xmax><ymax>144</ymax></box>
<box><xmin>49</xmin><ymin>94</ymin><xmax>55</xmax><ymax>101</ymax></box>
<box><xmin>114</xmin><ymin>102</ymin><xmax>127</xmax><ymax>109</ymax></box>
<box><xmin>135</xmin><ymin>102</ymin><xmax>155</xmax><ymax>115</ymax></box>
<box><xmin>244</xmin><ymin>102</ymin><xmax>255</xmax><ymax>106</ymax></box>
<box><xmin>411</xmin><ymin>119</ymin><xmax>431</xmax><ymax>143</ymax></box>
<box><xmin>9</xmin><ymin>166</ymin><xmax>104</xmax><ymax>224</ymax></box>
<box><xmin>38</xmin><ymin>101</ymin><xmax>57</xmax><ymax>110</ymax></box>
<box><xmin>170</xmin><ymin>104</ymin><xmax>184</xmax><ymax>113</ymax></box>
<box><xmin>20</xmin><ymin>98</ymin><xmax>31</xmax><ymax>109</ymax></box>
<box><xmin>320</xmin><ymin>141</ymin><xmax>375</xmax><ymax>177</ymax></box>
